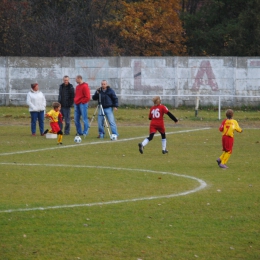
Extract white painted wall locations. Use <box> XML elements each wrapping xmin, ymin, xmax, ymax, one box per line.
<box><xmin>1</xmin><ymin>57</ymin><xmax>260</xmax><ymax>107</ymax></box>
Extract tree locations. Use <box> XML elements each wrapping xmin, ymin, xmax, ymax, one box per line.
<box><xmin>181</xmin><ymin>0</ymin><xmax>206</xmax><ymax>14</ymax></box>
<box><xmin>0</xmin><ymin>0</ymin><xmax>188</xmax><ymax>56</ymax></box>
<box><xmin>182</xmin><ymin>0</ymin><xmax>260</xmax><ymax>56</ymax></box>
<box><xmin>0</xmin><ymin>0</ymin><xmax>30</xmax><ymax>55</ymax></box>
<box><xmin>101</xmin><ymin>0</ymin><xmax>186</xmax><ymax>56</ymax></box>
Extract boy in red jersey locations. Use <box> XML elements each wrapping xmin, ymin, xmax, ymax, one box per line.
<box><xmin>217</xmin><ymin>109</ymin><xmax>242</xmax><ymax>168</ymax></box>
<box><xmin>43</xmin><ymin>102</ymin><xmax>63</xmax><ymax>145</ymax></box>
<box><xmin>138</xmin><ymin>96</ymin><xmax>178</xmax><ymax>154</ymax></box>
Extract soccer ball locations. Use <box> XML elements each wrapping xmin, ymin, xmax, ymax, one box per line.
<box><xmin>110</xmin><ymin>134</ymin><xmax>117</xmax><ymax>141</ymax></box>
<box><xmin>74</xmin><ymin>135</ymin><xmax>82</xmax><ymax>144</ymax></box>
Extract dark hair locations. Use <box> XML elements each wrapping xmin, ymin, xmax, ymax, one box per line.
<box><xmin>226</xmin><ymin>109</ymin><xmax>234</xmax><ymax>119</ymax></box>
<box><xmin>31</xmin><ymin>83</ymin><xmax>38</xmax><ymax>89</ymax></box>
<box><xmin>52</xmin><ymin>102</ymin><xmax>61</xmax><ymax>109</ymax></box>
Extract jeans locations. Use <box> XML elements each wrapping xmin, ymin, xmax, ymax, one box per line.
<box><xmin>30</xmin><ymin>111</ymin><xmax>44</xmax><ymax>135</ymax></box>
<box><xmin>74</xmin><ymin>103</ymin><xmax>89</xmax><ymax>135</ymax></box>
<box><xmin>98</xmin><ymin>107</ymin><xmax>118</xmax><ymax>137</ymax></box>
<box><xmin>59</xmin><ymin>107</ymin><xmax>71</xmax><ymax>134</ymax></box>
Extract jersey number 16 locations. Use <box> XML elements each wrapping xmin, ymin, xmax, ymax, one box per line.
<box><xmin>151</xmin><ymin>108</ymin><xmax>160</xmax><ymax>118</ymax></box>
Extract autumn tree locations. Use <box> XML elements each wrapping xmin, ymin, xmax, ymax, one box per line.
<box><xmin>100</xmin><ymin>0</ymin><xmax>186</xmax><ymax>56</ymax></box>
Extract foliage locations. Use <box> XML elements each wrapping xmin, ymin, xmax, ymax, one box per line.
<box><xmin>0</xmin><ymin>0</ymin><xmax>186</xmax><ymax>56</ymax></box>
<box><xmin>0</xmin><ymin>0</ymin><xmax>260</xmax><ymax>56</ymax></box>
<box><xmin>182</xmin><ymin>0</ymin><xmax>260</xmax><ymax>56</ymax></box>
<box><xmin>0</xmin><ymin>0</ymin><xmax>30</xmax><ymax>55</ymax></box>
<box><xmin>100</xmin><ymin>0</ymin><xmax>186</xmax><ymax>55</ymax></box>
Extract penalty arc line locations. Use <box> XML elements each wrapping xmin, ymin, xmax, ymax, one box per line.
<box><xmin>0</xmin><ymin>163</ymin><xmax>207</xmax><ymax>213</ymax></box>
<box><xmin>0</xmin><ymin>127</ymin><xmax>211</xmax><ymax>156</ymax></box>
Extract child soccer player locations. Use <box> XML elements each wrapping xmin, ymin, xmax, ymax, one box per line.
<box><xmin>138</xmin><ymin>96</ymin><xmax>178</xmax><ymax>154</ymax></box>
<box><xmin>217</xmin><ymin>109</ymin><xmax>242</xmax><ymax>168</ymax></box>
<box><xmin>43</xmin><ymin>102</ymin><xmax>63</xmax><ymax>145</ymax></box>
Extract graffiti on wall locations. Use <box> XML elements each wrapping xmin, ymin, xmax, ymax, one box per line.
<box><xmin>133</xmin><ymin>61</ymin><xmax>163</xmax><ymax>92</ymax></box>
<box><xmin>248</xmin><ymin>60</ymin><xmax>260</xmax><ymax>67</ymax></box>
<box><xmin>75</xmin><ymin>59</ymin><xmax>108</xmax><ymax>81</ymax></box>
<box><xmin>192</xmin><ymin>60</ymin><xmax>219</xmax><ymax>91</ymax></box>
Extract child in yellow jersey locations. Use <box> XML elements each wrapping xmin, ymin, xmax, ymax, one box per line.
<box><xmin>43</xmin><ymin>102</ymin><xmax>63</xmax><ymax>145</ymax></box>
<box><xmin>217</xmin><ymin>109</ymin><xmax>242</xmax><ymax>168</ymax></box>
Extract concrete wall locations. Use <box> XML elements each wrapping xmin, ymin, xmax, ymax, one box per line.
<box><xmin>1</xmin><ymin>56</ymin><xmax>260</xmax><ymax>107</ymax></box>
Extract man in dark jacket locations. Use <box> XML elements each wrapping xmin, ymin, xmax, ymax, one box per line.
<box><xmin>92</xmin><ymin>80</ymin><xmax>119</xmax><ymax>138</ymax></box>
<box><xmin>58</xmin><ymin>76</ymin><xmax>74</xmax><ymax>135</ymax></box>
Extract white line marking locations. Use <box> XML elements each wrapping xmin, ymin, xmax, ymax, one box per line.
<box><xmin>0</xmin><ymin>128</ymin><xmax>210</xmax><ymax>156</ymax></box>
<box><xmin>0</xmin><ymin>163</ymin><xmax>207</xmax><ymax>213</ymax></box>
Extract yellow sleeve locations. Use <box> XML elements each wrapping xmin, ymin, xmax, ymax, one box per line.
<box><xmin>234</xmin><ymin>120</ymin><xmax>242</xmax><ymax>133</ymax></box>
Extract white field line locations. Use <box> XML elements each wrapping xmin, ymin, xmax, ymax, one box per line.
<box><xmin>0</xmin><ymin>163</ymin><xmax>207</xmax><ymax>213</ymax></box>
<box><xmin>0</xmin><ymin>127</ymin><xmax>210</xmax><ymax>156</ymax></box>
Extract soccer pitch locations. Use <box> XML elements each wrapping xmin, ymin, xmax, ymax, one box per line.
<box><xmin>0</xmin><ymin>107</ymin><xmax>259</xmax><ymax>259</ymax></box>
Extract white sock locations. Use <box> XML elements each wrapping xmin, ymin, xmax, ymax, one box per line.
<box><xmin>142</xmin><ymin>138</ymin><xmax>149</xmax><ymax>147</ymax></box>
<box><xmin>162</xmin><ymin>139</ymin><xmax>166</xmax><ymax>150</ymax></box>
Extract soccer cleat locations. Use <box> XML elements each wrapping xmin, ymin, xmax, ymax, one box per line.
<box><xmin>162</xmin><ymin>150</ymin><xmax>168</xmax><ymax>154</ymax></box>
<box><xmin>138</xmin><ymin>143</ymin><xmax>144</xmax><ymax>154</ymax></box>
<box><xmin>83</xmin><ymin>134</ymin><xmax>87</xmax><ymax>139</ymax></box>
<box><xmin>219</xmin><ymin>164</ymin><xmax>228</xmax><ymax>169</ymax></box>
<box><xmin>216</xmin><ymin>158</ymin><xmax>221</xmax><ymax>165</ymax></box>
<box><xmin>43</xmin><ymin>129</ymin><xmax>49</xmax><ymax>135</ymax></box>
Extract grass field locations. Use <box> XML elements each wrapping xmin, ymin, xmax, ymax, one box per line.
<box><xmin>0</xmin><ymin>106</ymin><xmax>259</xmax><ymax>260</ymax></box>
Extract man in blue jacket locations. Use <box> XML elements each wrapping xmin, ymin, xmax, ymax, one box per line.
<box><xmin>92</xmin><ymin>80</ymin><xmax>119</xmax><ymax>138</ymax></box>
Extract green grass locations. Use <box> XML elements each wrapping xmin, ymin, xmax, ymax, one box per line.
<box><xmin>0</xmin><ymin>107</ymin><xmax>259</xmax><ymax>259</ymax></box>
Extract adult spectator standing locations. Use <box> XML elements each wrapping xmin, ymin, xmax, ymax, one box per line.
<box><xmin>26</xmin><ymin>83</ymin><xmax>46</xmax><ymax>136</ymax></box>
<box><xmin>74</xmin><ymin>75</ymin><xmax>91</xmax><ymax>137</ymax></box>
<box><xmin>58</xmin><ymin>76</ymin><xmax>74</xmax><ymax>135</ymax></box>
<box><xmin>92</xmin><ymin>80</ymin><xmax>119</xmax><ymax>138</ymax></box>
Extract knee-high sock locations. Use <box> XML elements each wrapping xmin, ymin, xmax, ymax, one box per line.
<box><xmin>220</xmin><ymin>151</ymin><xmax>231</xmax><ymax>164</ymax></box>
<box><xmin>162</xmin><ymin>139</ymin><xmax>166</xmax><ymax>150</ymax></box>
<box><xmin>219</xmin><ymin>152</ymin><xmax>225</xmax><ymax>162</ymax></box>
<box><xmin>142</xmin><ymin>138</ymin><xmax>149</xmax><ymax>147</ymax></box>
<box><xmin>57</xmin><ymin>134</ymin><xmax>63</xmax><ymax>143</ymax></box>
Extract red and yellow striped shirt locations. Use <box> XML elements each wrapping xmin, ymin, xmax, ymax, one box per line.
<box><xmin>219</xmin><ymin>119</ymin><xmax>242</xmax><ymax>138</ymax></box>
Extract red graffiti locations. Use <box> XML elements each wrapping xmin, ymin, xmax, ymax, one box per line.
<box><xmin>192</xmin><ymin>60</ymin><xmax>218</xmax><ymax>91</ymax></box>
<box><xmin>249</xmin><ymin>60</ymin><xmax>260</xmax><ymax>67</ymax></box>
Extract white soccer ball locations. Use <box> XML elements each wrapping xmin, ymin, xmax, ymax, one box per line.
<box><xmin>110</xmin><ymin>134</ymin><xmax>117</xmax><ymax>141</ymax></box>
<box><xmin>74</xmin><ymin>135</ymin><xmax>82</xmax><ymax>144</ymax></box>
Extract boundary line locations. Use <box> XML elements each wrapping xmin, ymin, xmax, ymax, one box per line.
<box><xmin>0</xmin><ymin>163</ymin><xmax>207</xmax><ymax>213</ymax></box>
<box><xmin>0</xmin><ymin>127</ymin><xmax>210</xmax><ymax>156</ymax></box>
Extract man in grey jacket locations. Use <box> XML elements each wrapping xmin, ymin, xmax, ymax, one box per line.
<box><xmin>58</xmin><ymin>76</ymin><xmax>74</xmax><ymax>135</ymax></box>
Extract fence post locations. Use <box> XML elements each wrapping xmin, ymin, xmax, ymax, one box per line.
<box><xmin>218</xmin><ymin>96</ymin><xmax>221</xmax><ymax>120</ymax></box>
<box><xmin>195</xmin><ymin>95</ymin><xmax>199</xmax><ymax>117</ymax></box>
<box><xmin>5</xmin><ymin>58</ymin><xmax>10</xmax><ymax>106</ymax></box>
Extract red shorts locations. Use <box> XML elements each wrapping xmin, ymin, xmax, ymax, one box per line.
<box><xmin>150</xmin><ymin>123</ymin><xmax>165</xmax><ymax>134</ymax></box>
<box><xmin>222</xmin><ymin>135</ymin><xmax>234</xmax><ymax>153</ymax></box>
<box><xmin>50</xmin><ymin>122</ymin><xmax>60</xmax><ymax>133</ymax></box>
